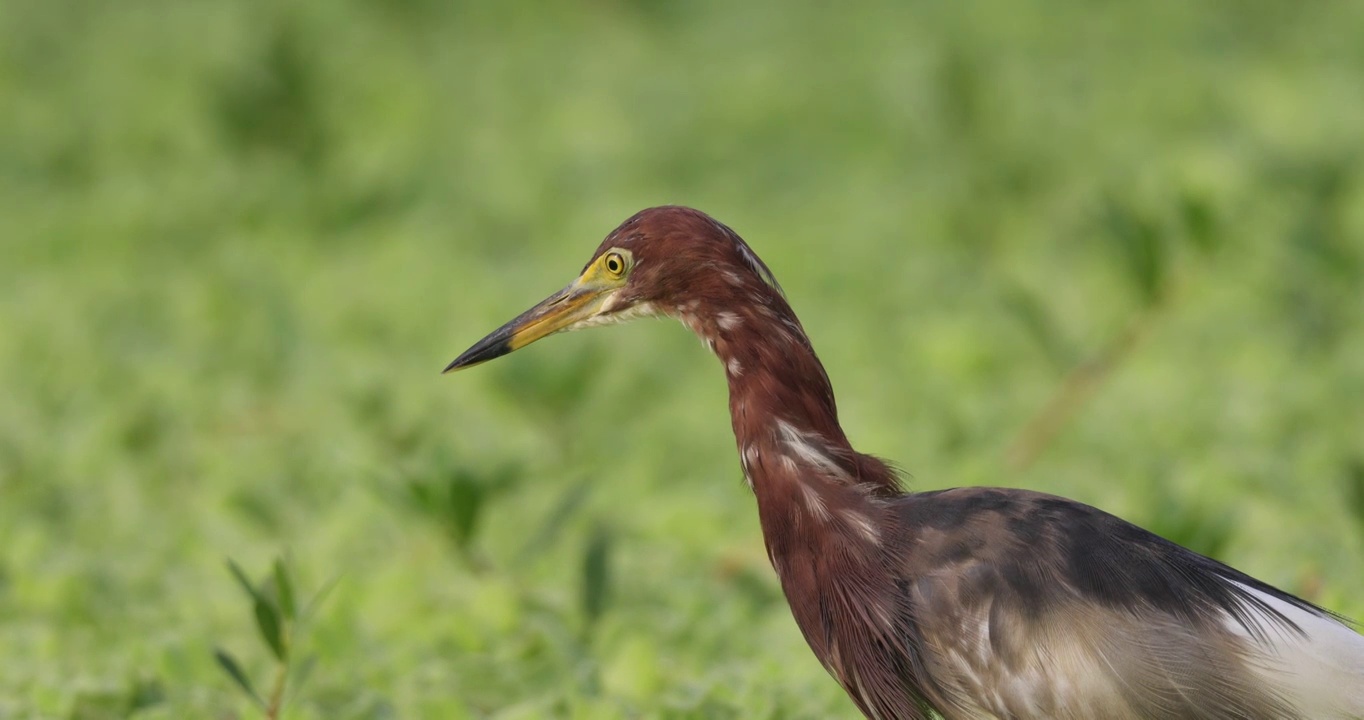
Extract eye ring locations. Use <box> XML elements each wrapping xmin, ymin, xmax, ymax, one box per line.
<box><xmin>604</xmin><ymin>252</ymin><xmax>625</xmax><ymax>276</ymax></box>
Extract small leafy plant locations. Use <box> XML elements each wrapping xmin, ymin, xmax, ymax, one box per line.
<box><xmin>214</xmin><ymin>557</ymin><xmax>335</xmax><ymax>719</ymax></box>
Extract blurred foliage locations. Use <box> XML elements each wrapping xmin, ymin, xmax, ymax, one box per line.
<box><xmin>1</xmin><ymin>0</ymin><xmax>1363</xmax><ymax>717</ymax></box>
<box><xmin>216</xmin><ymin>557</ymin><xmax>333</xmax><ymax>719</ymax></box>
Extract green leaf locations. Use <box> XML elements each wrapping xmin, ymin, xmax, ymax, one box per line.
<box><xmin>581</xmin><ymin>523</ymin><xmax>614</xmax><ymax>631</ymax></box>
<box><xmin>446</xmin><ymin>469</ymin><xmax>486</xmax><ymax>550</ymax></box>
<box><xmin>226</xmin><ymin>559</ymin><xmax>261</xmax><ymax>604</ymax></box>
<box><xmin>1343</xmin><ymin>459</ymin><xmax>1364</xmax><ymax>534</ymax></box>
<box><xmin>1102</xmin><ymin>196</ymin><xmax>1167</xmax><ymax>306</ymax></box>
<box><xmin>226</xmin><ymin>558</ymin><xmax>288</xmax><ymax>661</ymax></box>
<box><xmin>274</xmin><ymin>557</ymin><xmax>296</xmax><ymax>620</ymax></box>
<box><xmin>214</xmin><ymin>648</ymin><xmax>265</xmax><ymax>709</ymax></box>
<box><xmin>254</xmin><ymin>593</ymin><xmax>287</xmax><ymax>662</ymax></box>
<box><xmin>1179</xmin><ymin>192</ymin><xmax>1220</xmax><ymax>255</ymax></box>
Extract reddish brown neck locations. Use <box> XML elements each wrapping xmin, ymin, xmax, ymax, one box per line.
<box><xmin>667</xmin><ymin>285</ymin><xmax>899</xmax><ymax>504</ymax></box>
<box><xmin>669</xmin><ymin>282</ymin><xmax>903</xmax><ymax>680</ymax></box>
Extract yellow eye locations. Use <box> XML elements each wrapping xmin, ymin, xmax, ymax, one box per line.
<box><xmin>603</xmin><ymin>252</ymin><xmax>626</xmax><ymax>277</ymax></box>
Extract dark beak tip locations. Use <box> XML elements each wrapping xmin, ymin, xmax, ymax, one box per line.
<box><xmin>441</xmin><ymin>353</ymin><xmax>478</xmax><ymax>375</ymax></box>
<box><xmin>442</xmin><ymin>335</ymin><xmax>513</xmax><ymax>375</ymax></box>
<box><xmin>444</xmin><ymin>284</ymin><xmax>581</xmax><ymax>376</ymax></box>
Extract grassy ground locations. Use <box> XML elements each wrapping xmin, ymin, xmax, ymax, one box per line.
<box><xmin>3</xmin><ymin>0</ymin><xmax>1363</xmax><ymax>717</ymax></box>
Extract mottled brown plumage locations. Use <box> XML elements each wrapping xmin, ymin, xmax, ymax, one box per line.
<box><xmin>446</xmin><ymin>206</ymin><xmax>1364</xmax><ymax>719</ymax></box>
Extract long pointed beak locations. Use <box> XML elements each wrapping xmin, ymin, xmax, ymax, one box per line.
<box><xmin>443</xmin><ymin>282</ymin><xmax>609</xmax><ymax>373</ymax></box>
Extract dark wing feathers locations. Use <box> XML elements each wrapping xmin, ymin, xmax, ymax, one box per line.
<box><xmin>899</xmin><ymin>488</ymin><xmax>1326</xmax><ymax>638</ymax></box>
<box><xmin>889</xmin><ymin>488</ymin><xmax>1333</xmax><ymax>719</ymax></box>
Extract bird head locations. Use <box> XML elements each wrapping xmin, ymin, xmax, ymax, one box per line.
<box><xmin>444</xmin><ymin>206</ymin><xmax>780</xmax><ymax>372</ymax></box>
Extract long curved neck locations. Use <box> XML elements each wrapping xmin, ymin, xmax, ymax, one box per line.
<box><xmin>664</xmin><ymin>258</ymin><xmax>906</xmax><ymax>689</ymax></box>
<box><xmin>671</xmin><ymin>278</ymin><xmax>904</xmax><ymax>677</ymax></box>
<box><xmin>671</xmin><ymin>284</ymin><xmax>901</xmax><ymax>503</ymax></box>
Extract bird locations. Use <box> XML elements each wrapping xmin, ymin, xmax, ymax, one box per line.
<box><xmin>444</xmin><ymin>205</ymin><xmax>1364</xmax><ymax>719</ymax></box>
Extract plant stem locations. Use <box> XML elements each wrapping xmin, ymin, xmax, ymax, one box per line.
<box><xmin>1006</xmin><ymin>308</ymin><xmax>1159</xmax><ymax>470</ymax></box>
<box><xmin>265</xmin><ymin>660</ymin><xmax>289</xmax><ymax>720</ymax></box>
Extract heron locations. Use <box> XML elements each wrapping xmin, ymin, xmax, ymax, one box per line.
<box><xmin>445</xmin><ymin>206</ymin><xmax>1364</xmax><ymax>719</ymax></box>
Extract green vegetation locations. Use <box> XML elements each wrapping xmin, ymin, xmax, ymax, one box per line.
<box><xmin>2</xmin><ymin>0</ymin><xmax>1363</xmax><ymax>717</ymax></box>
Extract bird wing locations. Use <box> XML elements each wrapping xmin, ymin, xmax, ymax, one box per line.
<box><xmin>893</xmin><ymin>488</ymin><xmax>1364</xmax><ymax>720</ymax></box>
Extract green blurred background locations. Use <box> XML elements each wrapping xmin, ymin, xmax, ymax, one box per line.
<box><xmin>3</xmin><ymin>0</ymin><xmax>1363</xmax><ymax>717</ymax></box>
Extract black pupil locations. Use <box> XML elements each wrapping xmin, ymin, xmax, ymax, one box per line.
<box><xmin>608</xmin><ymin>257</ymin><xmax>620</xmax><ymax>272</ymax></box>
